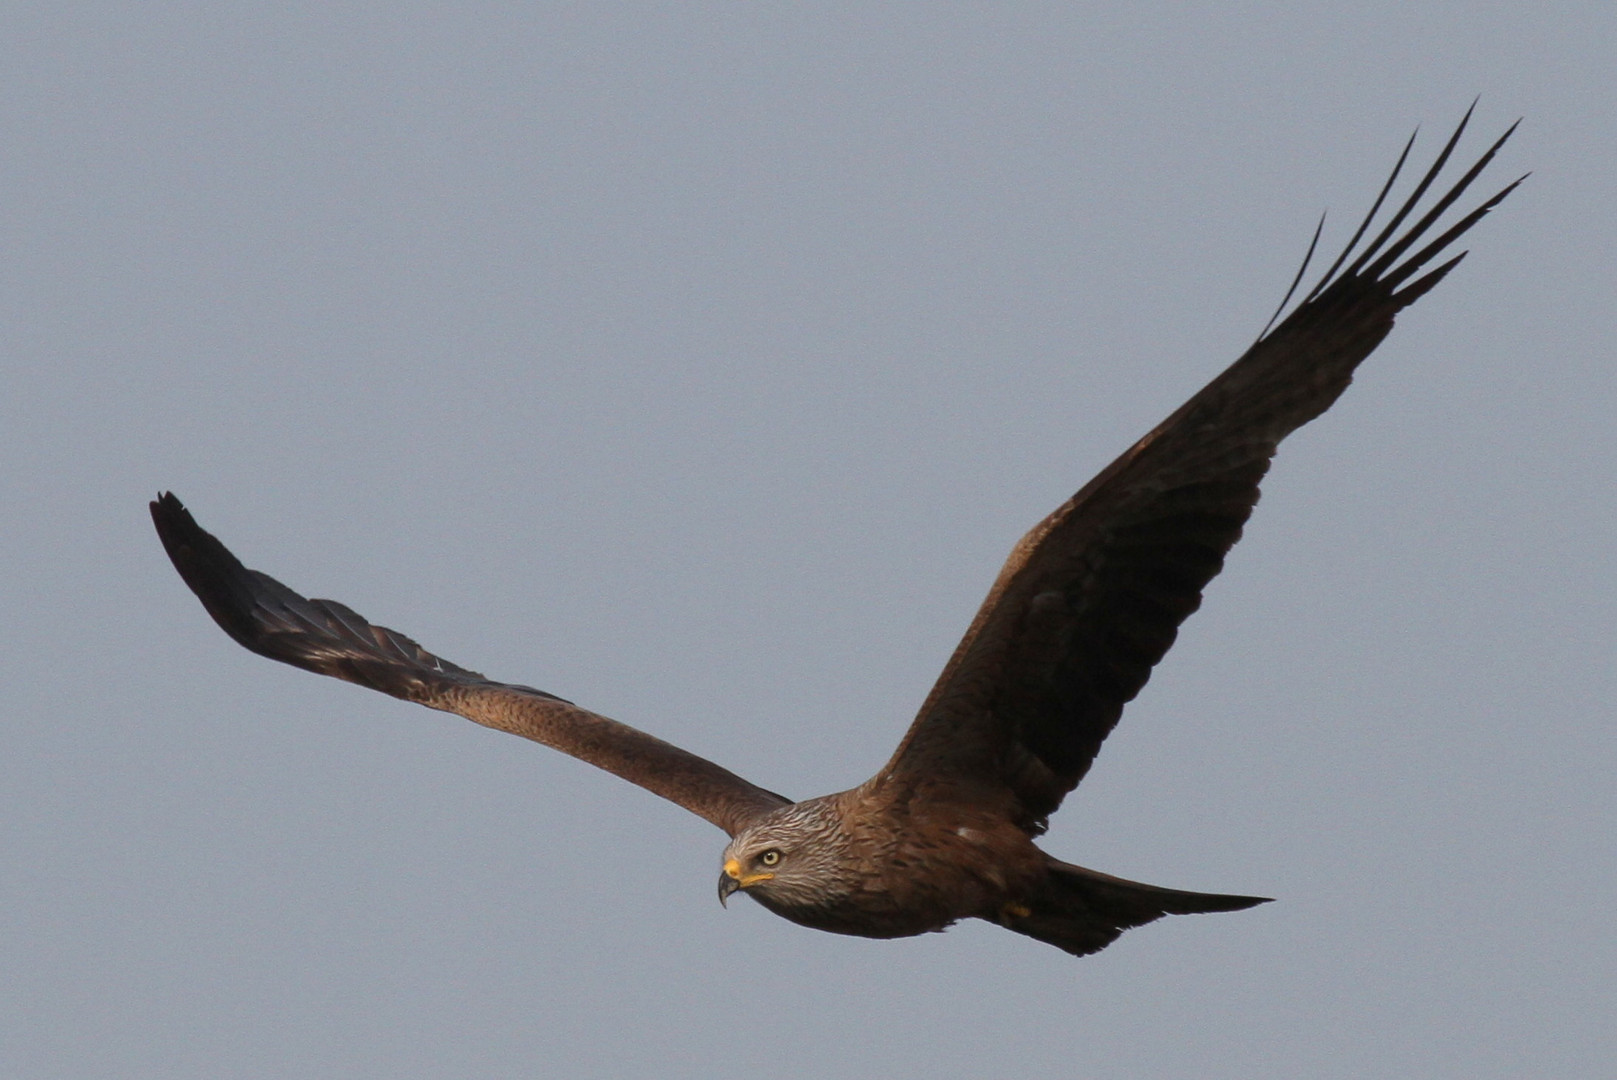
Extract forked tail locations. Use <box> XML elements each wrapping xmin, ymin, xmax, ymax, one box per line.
<box><xmin>1005</xmin><ymin>859</ymin><xmax>1270</xmax><ymax>957</ymax></box>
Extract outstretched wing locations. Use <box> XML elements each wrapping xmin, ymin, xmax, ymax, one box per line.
<box><xmin>151</xmin><ymin>493</ymin><xmax>790</xmax><ymax>836</ymax></box>
<box><xmin>879</xmin><ymin>108</ymin><xmax>1522</xmax><ymax>834</ymax></box>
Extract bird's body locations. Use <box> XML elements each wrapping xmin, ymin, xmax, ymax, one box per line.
<box><xmin>719</xmin><ymin>779</ymin><xmax>1263</xmax><ymax>952</ymax></box>
<box><xmin>726</xmin><ymin>786</ymin><xmax>1048</xmax><ymax>940</ymax></box>
<box><xmin>152</xmin><ymin>109</ymin><xmax>1520</xmax><ymax>957</ymax></box>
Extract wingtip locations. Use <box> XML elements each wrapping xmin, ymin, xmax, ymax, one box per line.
<box><xmin>150</xmin><ymin>490</ymin><xmax>187</xmax><ymax>525</ymax></box>
<box><xmin>150</xmin><ymin>491</ymin><xmax>202</xmax><ymax>558</ymax></box>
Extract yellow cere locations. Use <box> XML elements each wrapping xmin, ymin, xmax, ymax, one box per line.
<box><xmin>724</xmin><ymin>857</ymin><xmax>775</xmax><ymax>887</ymax></box>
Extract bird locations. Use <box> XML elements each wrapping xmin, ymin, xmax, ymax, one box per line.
<box><xmin>151</xmin><ymin>108</ymin><xmax>1520</xmax><ymax>958</ymax></box>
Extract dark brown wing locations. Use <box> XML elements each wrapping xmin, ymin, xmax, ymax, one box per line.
<box><xmin>151</xmin><ymin>493</ymin><xmax>790</xmax><ymax>836</ymax></box>
<box><xmin>878</xmin><ymin>109</ymin><xmax>1523</xmax><ymax>834</ymax></box>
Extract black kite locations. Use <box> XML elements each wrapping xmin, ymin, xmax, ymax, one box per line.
<box><xmin>152</xmin><ymin>110</ymin><xmax>1520</xmax><ymax>956</ymax></box>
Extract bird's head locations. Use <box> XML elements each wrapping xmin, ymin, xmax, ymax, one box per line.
<box><xmin>717</xmin><ymin>799</ymin><xmax>848</xmax><ymax>911</ymax></box>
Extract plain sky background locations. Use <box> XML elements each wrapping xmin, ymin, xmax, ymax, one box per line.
<box><xmin>3</xmin><ymin>4</ymin><xmax>1612</xmax><ymax>1078</ymax></box>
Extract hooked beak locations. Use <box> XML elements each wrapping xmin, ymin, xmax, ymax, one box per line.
<box><xmin>718</xmin><ymin>867</ymin><xmax>741</xmax><ymax>907</ymax></box>
<box><xmin>718</xmin><ymin>856</ymin><xmax>772</xmax><ymax>908</ymax></box>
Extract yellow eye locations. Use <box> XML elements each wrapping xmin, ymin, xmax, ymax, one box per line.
<box><xmin>759</xmin><ymin>850</ymin><xmax>781</xmax><ymax>867</ymax></box>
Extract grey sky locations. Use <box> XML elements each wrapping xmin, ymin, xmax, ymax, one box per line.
<box><xmin>3</xmin><ymin>4</ymin><xmax>1612</xmax><ymax>1078</ymax></box>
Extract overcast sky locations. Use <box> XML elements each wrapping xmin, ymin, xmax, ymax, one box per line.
<box><xmin>3</xmin><ymin>4</ymin><xmax>1612</xmax><ymax>1078</ymax></box>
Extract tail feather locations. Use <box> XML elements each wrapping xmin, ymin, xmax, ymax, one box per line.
<box><xmin>1005</xmin><ymin>859</ymin><xmax>1270</xmax><ymax>957</ymax></box>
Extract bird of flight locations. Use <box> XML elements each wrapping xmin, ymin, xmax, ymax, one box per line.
<box><xmin>153</xmin><ymin>110</ymin><xmax>1519</xmax><ymax>957</ymax></box>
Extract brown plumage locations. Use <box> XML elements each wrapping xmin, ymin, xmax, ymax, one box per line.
<box><xmin>151</xmin><ymin>110</ymin><xmax>1520</xmax><ymax>957</ymax></box>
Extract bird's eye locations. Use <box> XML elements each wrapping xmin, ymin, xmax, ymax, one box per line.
<box><xmin>759</xmin><ymin>849</ymin><xmax>781</xmax><ymax>867</ymax></box>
